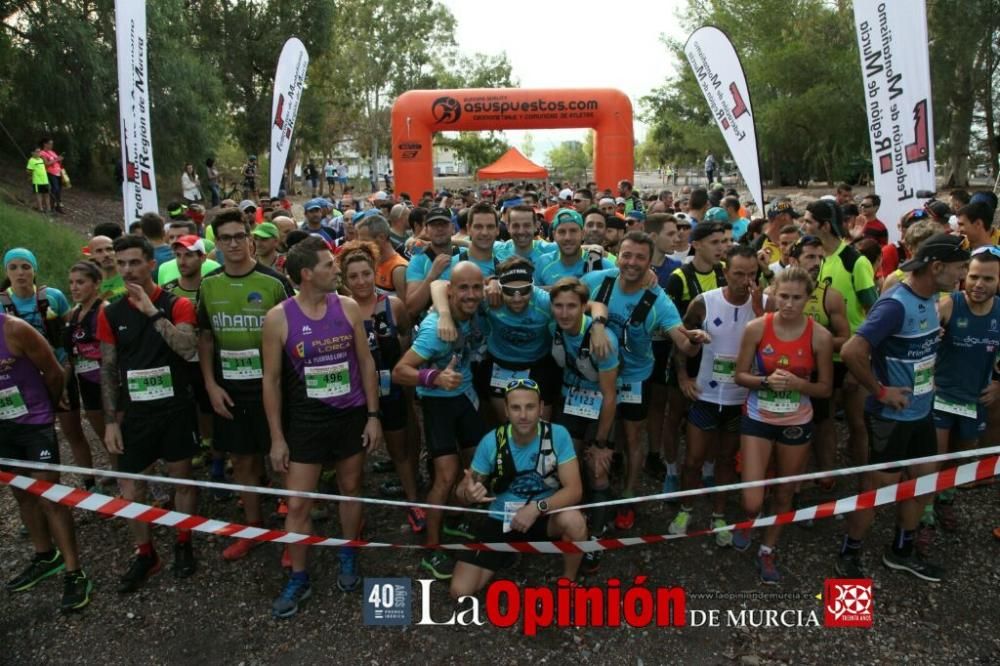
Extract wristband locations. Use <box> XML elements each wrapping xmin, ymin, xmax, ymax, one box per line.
<box><xmin>418</xmin><ymin>368</ymin><xmax>441</xmax><ymax>388</ymax></box>
<box><xmin>876</xmin><ymin>384</ymin><xmax>888</xmax><ymax>402</ymax></box>
<box><xmin>367</xmin><ymin>411</ymin><xmax>379</xmax><ymax>419</ymax></box>
<box><xmin>149</xmin><ymin>311</ymin><xmax>165</xmax><ymax>323</ymax></box>
<box><xmin>592</xmin><ymin>316</ymin><xmax>608</xmax><ymax>326</ymax></box>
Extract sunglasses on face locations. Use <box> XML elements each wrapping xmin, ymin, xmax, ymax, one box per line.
<box><xmin>501</xmin><ymin>284</ymin><xmax>532</xmax><ymax>298</ymax></box>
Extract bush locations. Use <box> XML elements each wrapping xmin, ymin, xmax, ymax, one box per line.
<box><xmin>0</xmin><ymin>201</ymin><xmax>86</xmax><ymax>293</ymax></box>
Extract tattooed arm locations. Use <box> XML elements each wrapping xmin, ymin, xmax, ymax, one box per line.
<box><xmin>152</xmin><ymin>319</ymin><xmax>198</xmax><ymax>361</ymax></box>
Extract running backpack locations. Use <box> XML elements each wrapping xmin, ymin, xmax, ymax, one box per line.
<box><xmin>0</xmin><ymin>286</ymin><xmax>64</xmax><ymax>348</ymax></box>
<box><xmin>490</xmin><ymin>421</ymin><xmax>559</xmax><ymax>494</ymax></box>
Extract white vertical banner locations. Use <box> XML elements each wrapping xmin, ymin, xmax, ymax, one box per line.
<box><xmin>684</xmin><ymin>27</ymin><xmax>765</xmax><ymax>214</ymax></box>
<box><xmin>115</xmin><ymin>0</ymin><xmax>158</xmax><ymax>223</ymax></box>
<box><xmin>852</xmin><ymin>0</ymin><xmax>935</xmax><ymax>243</ymax></box>
<box><xmin>270</xmin><ymin>38</ymin><xmax>309</xmax><ymax>196</ymax></box>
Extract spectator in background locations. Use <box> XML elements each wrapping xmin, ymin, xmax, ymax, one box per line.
<box><xmin>304</xmin><ymin>161</ymin><xmax>319</xmax><ymax>197</ymax></box>
<box><xmin>324</xmin><ymin>159</ymin><xmax>336</xmax><ymax>196</ymax></box>
<box><xmin>39</xmin><ymin>137</ymin><xmax>64</xmax><ymax>213</ymax></box>
<box><xmin>205</xmin><ymin>158</ymin><xmax>220</xmax><ymax>208</ymax></box>
<box><xmin>26</xmin><ymin>146</ymin><xmax>49</xmax><ymax>213</ymax></box>
<box><xmin>704</xmin><ymin>152</ymin><xmax>716</xmax><ymax>185</ymax></box>
<box><xmin>835</xmin><ymin>183</ymin><xmax>854</xmax><ymax>206</ymax></box>
<box><xmin>181</xmin><ymin>163</ymin><xmax>202</xmax><ymax>205</ymax></box>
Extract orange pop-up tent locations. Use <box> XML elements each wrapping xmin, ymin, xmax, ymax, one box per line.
<box><xmin>476</xmin><ymin>147</ymin><xmax>548</xmax><ymax>181</ymax></box>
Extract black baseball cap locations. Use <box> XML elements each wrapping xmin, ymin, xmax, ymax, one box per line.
<box><xmin>425</xmin><ymin>207</ymin><xmax>453</xmax><ymax>225</ymax></box>
<box><xmin>899</xmin><ymin>233</ymin><xmax>970</xmax><ymax>272</ymax></box>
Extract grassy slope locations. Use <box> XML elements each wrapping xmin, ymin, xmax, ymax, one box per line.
<box><xmin>0</xmin><ymin>200</ymin><xmax>86</xmax><ymax>293</ymax></box>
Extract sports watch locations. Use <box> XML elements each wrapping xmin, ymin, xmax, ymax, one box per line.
<box><xmin>535</xmin><ymin>499</ymin><xmax>549</xmax><ymax>513</ymax></box>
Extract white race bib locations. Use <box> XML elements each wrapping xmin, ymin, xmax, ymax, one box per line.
<box><xmin>489</xmin><ymin>364</ymin><xmax>529</xmax><ymax>390</ymax></box>
<box><xmin>503</xmin><ymin>500</ymin><xmax>526</xmax><ymax>533</ymax></box>
<box><xmin>913</xmin><ymin>357</ymin><xmax>934</xmax><ymax>396</ymax></box>
<box><xmin>304</xmin><ymin>362</ymin><xmax>350</xmax><ymax>399</ymax></box>
<box><xmin>618</xmin><ymin>381</ymin><xmax>643</xmax><ymax>405</ymax></box>
<box><xmin>126</xmin><ymin>367</ymin><xmax>174</xmax><ymax>402</ymax></box>
<box><xmin>933</xmin><ymin>396</ymin><xmax>977</xmax><ymax>419</ymax></box>
<box><xmin>711</xmin><ymin>355</ymin><xmax>737</xmax><ymax>383</ymax></box>
<box><xmin>758</xmin><ymin>389</ymin><xmax>800</xmax><ymax>414</ymax></box>
<box><xmin>74</xmin><ymin>358</ymin><xmax>100</xmax><ymax>375</ymax></box>
<box><xmin>220</xmin><ymin>348</ymin><xmax>263</xmax><ymax>380</ymax></box>
<box><xmin>0</xmin><ymin>386</ymin><xmax>28</xmax><ymax>420</ymax></box>
<box><xmin>564</xmin><ymin>387</ymin><xmax>602</xmax><ymax>420</ymax></box>
<box><xmin>378</xmin><ymin>369</ymin><xmax>392</xmax><ymax>397</ymax></box>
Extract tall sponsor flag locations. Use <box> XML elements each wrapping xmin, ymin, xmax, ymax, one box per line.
<box><xmin>115</xmin><ymin>0</ymin><xmax>157</xmax><ymax>222</ymax></box>
<box><xmin>270</xmin><ymin>38</ymin><xmax>309</xmax><ymax>196</ymax></box>
<box><xmin>852</xmin><ymin>0</ymin><xmax>935</xmax><ymax>243</ymax></box>
<box><xmin>684</xmin><ymin>27</ymin><xmax>765</xmax><ymax>214</ymax></box>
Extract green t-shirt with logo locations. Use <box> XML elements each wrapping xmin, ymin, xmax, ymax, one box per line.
<box><xmin>197</xmin><ymin>263</ymin><xmax>294</xmax><ymax>402</ymax></box>
<box><xmin>27</xmin><ymin>156</ymin><xmax>48</xmax><ymax>185</ymax></box>
<box><xmin>100</xmin><ymin>274</ymin><xmax>127</xmax><ymax>303</ymax></box>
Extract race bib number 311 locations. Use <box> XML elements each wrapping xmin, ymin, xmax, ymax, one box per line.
<box><xmin>220</xmin><ymin>349</ymin><xmax>263</xmax><ymax>380</ymax></box>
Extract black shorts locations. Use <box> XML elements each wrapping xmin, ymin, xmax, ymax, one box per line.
<box><xmin>33</xmin><ymin>183</ymin><xmax>50</xmax><ymax>194</ymax></box>
<box><xmin>481</xmin><ymin>354</ymin><xmax>562</xmax><ymax>404</ymax></box>
<box><xmin>378</xmin><ymin>396</ymin><xmax>407</xmax><ymax>432</ymax></box>
<box><xmin>453</xmin><ymin>514</ymin><xmax>552</xmax><ymax>571</ymax></box>
<box><xmin>832</xmin><ymin>362</ymin><xmax>848</xmax><ymax>390</ymax></box>
<box><xmin>0</xmin><ymin>422</ymin><xmax>59</xmax><ymax>468</ymax></box>
<box><xmin>651</xmin><ymin>340</ymin><xmax>673</xmax><ymax>386</ymax></box>
<box><xmin>866</xmin><ymin>412</ymin><xmax>937</xmax><ymax>466</ymax></box>
<box><xmin>421</xmin><ymin>394</ymin><xmax>488</xmax><ymax>459</ymax></box>
<box><xmin>740</xmin><ymin>416</ymin><xmax>813</xmax><ymax>445</ymax></box>
<box><xmin>213</xmin><ymin>400</ymin><xmax>271</xmax><ymax>456</ymax></box>
<box><xmin>557</xmin><ymin>410</ymin><xmax>600</xmax><ymax>442</ymax></box>
<box><xmin>65</xmin><ymin>374</ymin><xmax>102</xmax><ymax>413</ymax></box>
<box><xmin>287</xmin><ymin>406</ymin><xmax>366</xmax><ymax>465</ymax></box>
<box><xmin>688</xmin><ymin>400</ymin><xmax>741</xmax><ymax>433</ymax></box>
<box><xmin>119</xmin><ymin>406</ymin><xmax>199</xmax><ymax>473</ymax></box>
<box><xmin>616</xmin><ymin>379</ymin><xmax>652</xmax><ymax>422</ymax></box>
<box><xmin>189</xmin><ymin>362</ymin><xmax>212</xmax><ymax>414</ymax></box>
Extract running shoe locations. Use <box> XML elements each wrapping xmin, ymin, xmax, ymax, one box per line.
<box><xmin>731</xmin><ymin>527</ymin><xmax>752</xmax><ymax>552</ymax></box>
<box><xmin>372</xmin><ymin>459</ymin><xmax>395</xmax><ymax>474</ymax></box>
<box><xmin>5</xmin><ymin>550</ymin><xmax>65</xmax><ymax>592</ymax></box>
<box><xmin>661</xmin><ymin>473</ymin><xmax>680</xmax><ymax>498</ymax></box>
<box><xmin>272</xmin><ymin>576</ymin><xmax>312</xmax><ymax>619</ymax></box>
<box><xmin>337</xmin><ymin>547</ymin><xmax>360</xmax><ymax>592</ymax></box>
<box><xmin>407</xmin><ymin>507</ymin><xmax>427</xmax><ymax>534</ymax></box>
<box><xmin>644</xmin><ymin>453</ymin><xmax>667</xmax><ymax>481</ymax></box>
<box><xmin>713</xmin><ymin>517</ymin><xmax>732</xmax><ymax>548</ymax></box>
<box><xmin>835</xmin><ymin>552</ymin><xmax>865</xmax><ymax>579</ymax></box>
<box><xmin>613</xmin><ymin>507</ymin><xmax>636</xmax><ymax>531</ymax></box>
<box><xmin>276</xmin><ymin>499</ymin><xmax>289</xmax><ymax>517</ymax></box>
<box><xmin>420</xmin><ymin>551</ymin><xmax>454</xmax><ymax>580</ymax></box>
<box><xmin>442</xmin><ymin>520</ymin><xmax>475</xmax><ymax>541</ymax></box>
<box><xmin>116</xmin><ymin>552</ymin><xmax>161</xmax><ymax>594</ymax></box>
<box><xmin>757</xmin><ymin>551</ymin><xmax>781</xmax><ymax>584</ymax></box>
<box><xmin>582</xmin><ymin>537</ymin><xmax>602</xmax><ymax>575</ymax></box>
<box><xmin>881</xmin><ymin>549</ymin><xmax>944</xmax><ymax>582</ymax></box>
<box><xmin>668</xmin><ymin>509</ymin><xmax>691</xmax><ymax>536</ymax></box>
<box><xmin>379</xmin><ymin>480</ymin><xmax>405</xmax><ymax>498</ymax></box>
<box><xmin>173</xmin><ymin>541</ymin><xmax>197</xmax><ymax>579</ymax></box>
<box><xmin>61</xmin><ymin>570</ymin><xmax>93</xmax><ymax>613</ymax></box>
<box><xmin>222</xmin><ymin>538</ymin><xmax>259</xmax><ymax>562</ymax></box>
<box><xmin>934</xmin><ymin>501</ymin><xmax>958</xmax><ymax>532</ymax></box>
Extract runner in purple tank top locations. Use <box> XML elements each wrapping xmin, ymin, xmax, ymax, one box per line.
<box><xmin>262</xmin><ymin>236</ymin><xmax>382</xmax><ymax>618</ymax></box>
<box><xmin>0</xmin><ymin>311</ymin><xmax>92</xmax><ymax>612</ymax></box>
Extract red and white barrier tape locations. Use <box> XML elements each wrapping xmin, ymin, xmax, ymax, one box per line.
<box><xmin>4</xmin><ymin>444</ymin><xmax>999</xmax><ymax>515</ymax></box>
<box><xmin>2</xmin><ymin>455</ymin><xmax>996</xmax><ymax>554</ymax></box>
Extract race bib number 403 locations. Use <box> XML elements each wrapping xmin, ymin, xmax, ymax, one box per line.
<box><xmin>126</xmin><ymin>367</ymin><xmax>174</xmax><ymax>402</ymax></box>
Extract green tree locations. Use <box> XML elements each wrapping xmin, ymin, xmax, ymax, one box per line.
<box><xmin>434</xmin><ymin>133</ymin><xmax>509</xmax><ymax>172</ymax></box>
<box><xmin>547</xmin><ymin>141</ymin><xmax>589</xmax><ymax>181</ymax></box>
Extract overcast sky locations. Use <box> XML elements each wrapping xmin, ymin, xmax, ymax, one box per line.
<box><xmin>437</xmin><ymin>0</ymin><xmax>689</xmax><ymax>161</ymax></box>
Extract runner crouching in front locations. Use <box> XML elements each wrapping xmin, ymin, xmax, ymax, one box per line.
<box><xmin>450</xmin><ymin>378</ymin><xmax>586</xmax><ymax>596</ymax></box>
<box><xmin>262</xmin><ymin>236</ymin><xmax>383</xmax><ymax>618</ymax></box>
<box><xmin>732</xmin><ymin>267</ymin><xmax>833</xmax><ymax>583</ymax></box>
<box><xmin>393</xmin><ymin>261</ymin><xmax>489</xmax><ymax>581</ymax></box>
<box><xmin>97</xmin><ymin>236</ymin><xmax>201</xmax><ymax>592</ymax></box>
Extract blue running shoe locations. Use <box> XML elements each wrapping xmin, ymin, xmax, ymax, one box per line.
<box><xmin>337</xmin><ymin>547</ymin><xmax>360</xmax><ymax>592</ymax></box>
<box><xmin>272</xmin><ymin>574</ymin><xmax>311</xmax><ymax>618</ymax></box>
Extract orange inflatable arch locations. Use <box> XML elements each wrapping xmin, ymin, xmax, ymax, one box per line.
<box><xmin>391</xmin><ymin>88</ymin><xmax>634</xmax><ymax>197</ymax></box>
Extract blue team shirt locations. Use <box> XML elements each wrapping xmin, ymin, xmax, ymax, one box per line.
<box><xmin>856</xmin><ymin>283</ymin><xmax>939</xmax><ymax>421</ymax></box>
<box><xmin>494</xmin><ymin>239</ymin><xmax>558</xmax><ymax>272</ymax></box>
<box><xmin>537</xmin><ymin>251</ymin><xmax>614</xmax><ymax>286</ymax></box>
<box><xmin>483</xmin><ymin>287</ymin><xmax>552</xmax><ymax>363</ymax></box>
<box><xmin>471</xmin><ymin>422</ymin><xmax>577</xmax><ymax>521</ymax></box>
<box><xmin>934</xmin><ymin>291</ymin><xmax>1000</xmax><ymax>406</ymax></box>
<box><xmin>550</xmin><ymin>316</ymin><xmax>620</xmax><ymax>393</ymax></box>
<box><xmin>410</xmin><ymin>311</ymin><xmax>486</xmax><ymax>398</ymax></box>
<box><xmin>580</xmin><ymin>269</ymin><xmax>682</xmax><ymax>383</ymax></box>
<box><xmin>405</xmin><ymin>248</ymin><xmax>454</xmax><ymax>284</ymax></box>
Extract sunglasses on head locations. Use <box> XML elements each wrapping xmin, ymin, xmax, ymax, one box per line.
<box><xmin>505</xmin><ymin>378</ymin><xmax>539</xmax><ymax>394</ymax></box>
<box><xmin>500</xmin><ymin>284</ymin><xmax>532</xmax><ymax>298</ymax></box>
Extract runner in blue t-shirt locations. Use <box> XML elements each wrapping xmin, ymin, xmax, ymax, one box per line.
<box><xmin>450</xmin><ymin>379</ymin><xmax>586</xmax><ymax>597</ymax></box>
<box><xmin>404</xmin><ymin>207</ymin><xmax>458</xmax><ymax>314</ymax></box>
<box><xmin>537</xmin><ymin>209</ymin><xmax>613</xmax><ymax>286</ymax></box>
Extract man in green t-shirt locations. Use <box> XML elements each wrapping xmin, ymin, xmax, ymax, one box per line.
<box><xmin>26</xmin><ymin>148</ymin><xmax>49</xmax><ymax>213</ymax></box>
<box><xmin>87</xmin><ymin>235</ymin><xmax>127</xmax><ymax>303</ymax></box>
<box><xmin>802</xmin><ymin>199</ymin><xmax>878</xmax><ymax>470</ymax></box>
<box><xmin>197</xmin><ymin>210</ymin><xmax>295</xmax><ymax>561</ymax></box>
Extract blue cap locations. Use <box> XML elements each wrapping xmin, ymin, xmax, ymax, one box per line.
<box><xmin>626</xmin><ymin>210</ymin><xmax>646</xmax><ymax>222</ymax></box>
<box><xmin>703</xmin><ymin>207</ymin><xmax>729</xmax><ymax>223</ymax></box>
<box><xmin>304</xmin><ymin>198</ymin><xmax>323</xmax><ymax>212</ymax></box>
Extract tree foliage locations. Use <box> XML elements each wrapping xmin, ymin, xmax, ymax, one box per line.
<box><xmin>547</xmin><ymin>141</ymin><xmax>589</xmax><ymax>181</ymax></box>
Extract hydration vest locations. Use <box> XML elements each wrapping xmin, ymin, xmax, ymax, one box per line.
<box><xmin>551</xmin><ymin>322</ymin><xmax>600</xmax><ymax>383</ymax></box>
<box><xmin>490</xmin><ymin>421</ymin><xmax>559</xmax><ymax>494</ymax></box>
<box><xmin>593</xmin><ymin>275</ymin><xmax>658</xmax><ymax>351</ymax></box>
<box><xmin>1</xmin><ymin>286</ymin><xmax>64</xmax><ymax>348</ymax></box>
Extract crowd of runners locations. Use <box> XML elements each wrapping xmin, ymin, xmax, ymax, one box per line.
<box><xmin>2</xmin><ymin>177</ymin><xmax>999</xmax><ymax>619</ymax></box>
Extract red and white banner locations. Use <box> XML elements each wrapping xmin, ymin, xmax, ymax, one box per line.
<box><xmin>852</xmin><ymin>0</ymin><xmax>936</xmax><ymax>243</ymax></box>
<box><xmin>270</xmin><ymin>37</ymin><xmax>309</xmax><ymax>196</ymax></box>
<box><xmin>115</xmin><ymin>0</ymin><xmax>158</xmax><ymax>223</ymax></box>
<box><xmin>684</xmin><ymin>26</ymin><xmax>765</xmax><ymax>214</ymax></box>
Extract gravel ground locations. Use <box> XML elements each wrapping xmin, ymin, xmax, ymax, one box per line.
<box><xmin>3</xmin><ymin>419</ymin><xmax>1000</xmax><ymax>665</ymax></box>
